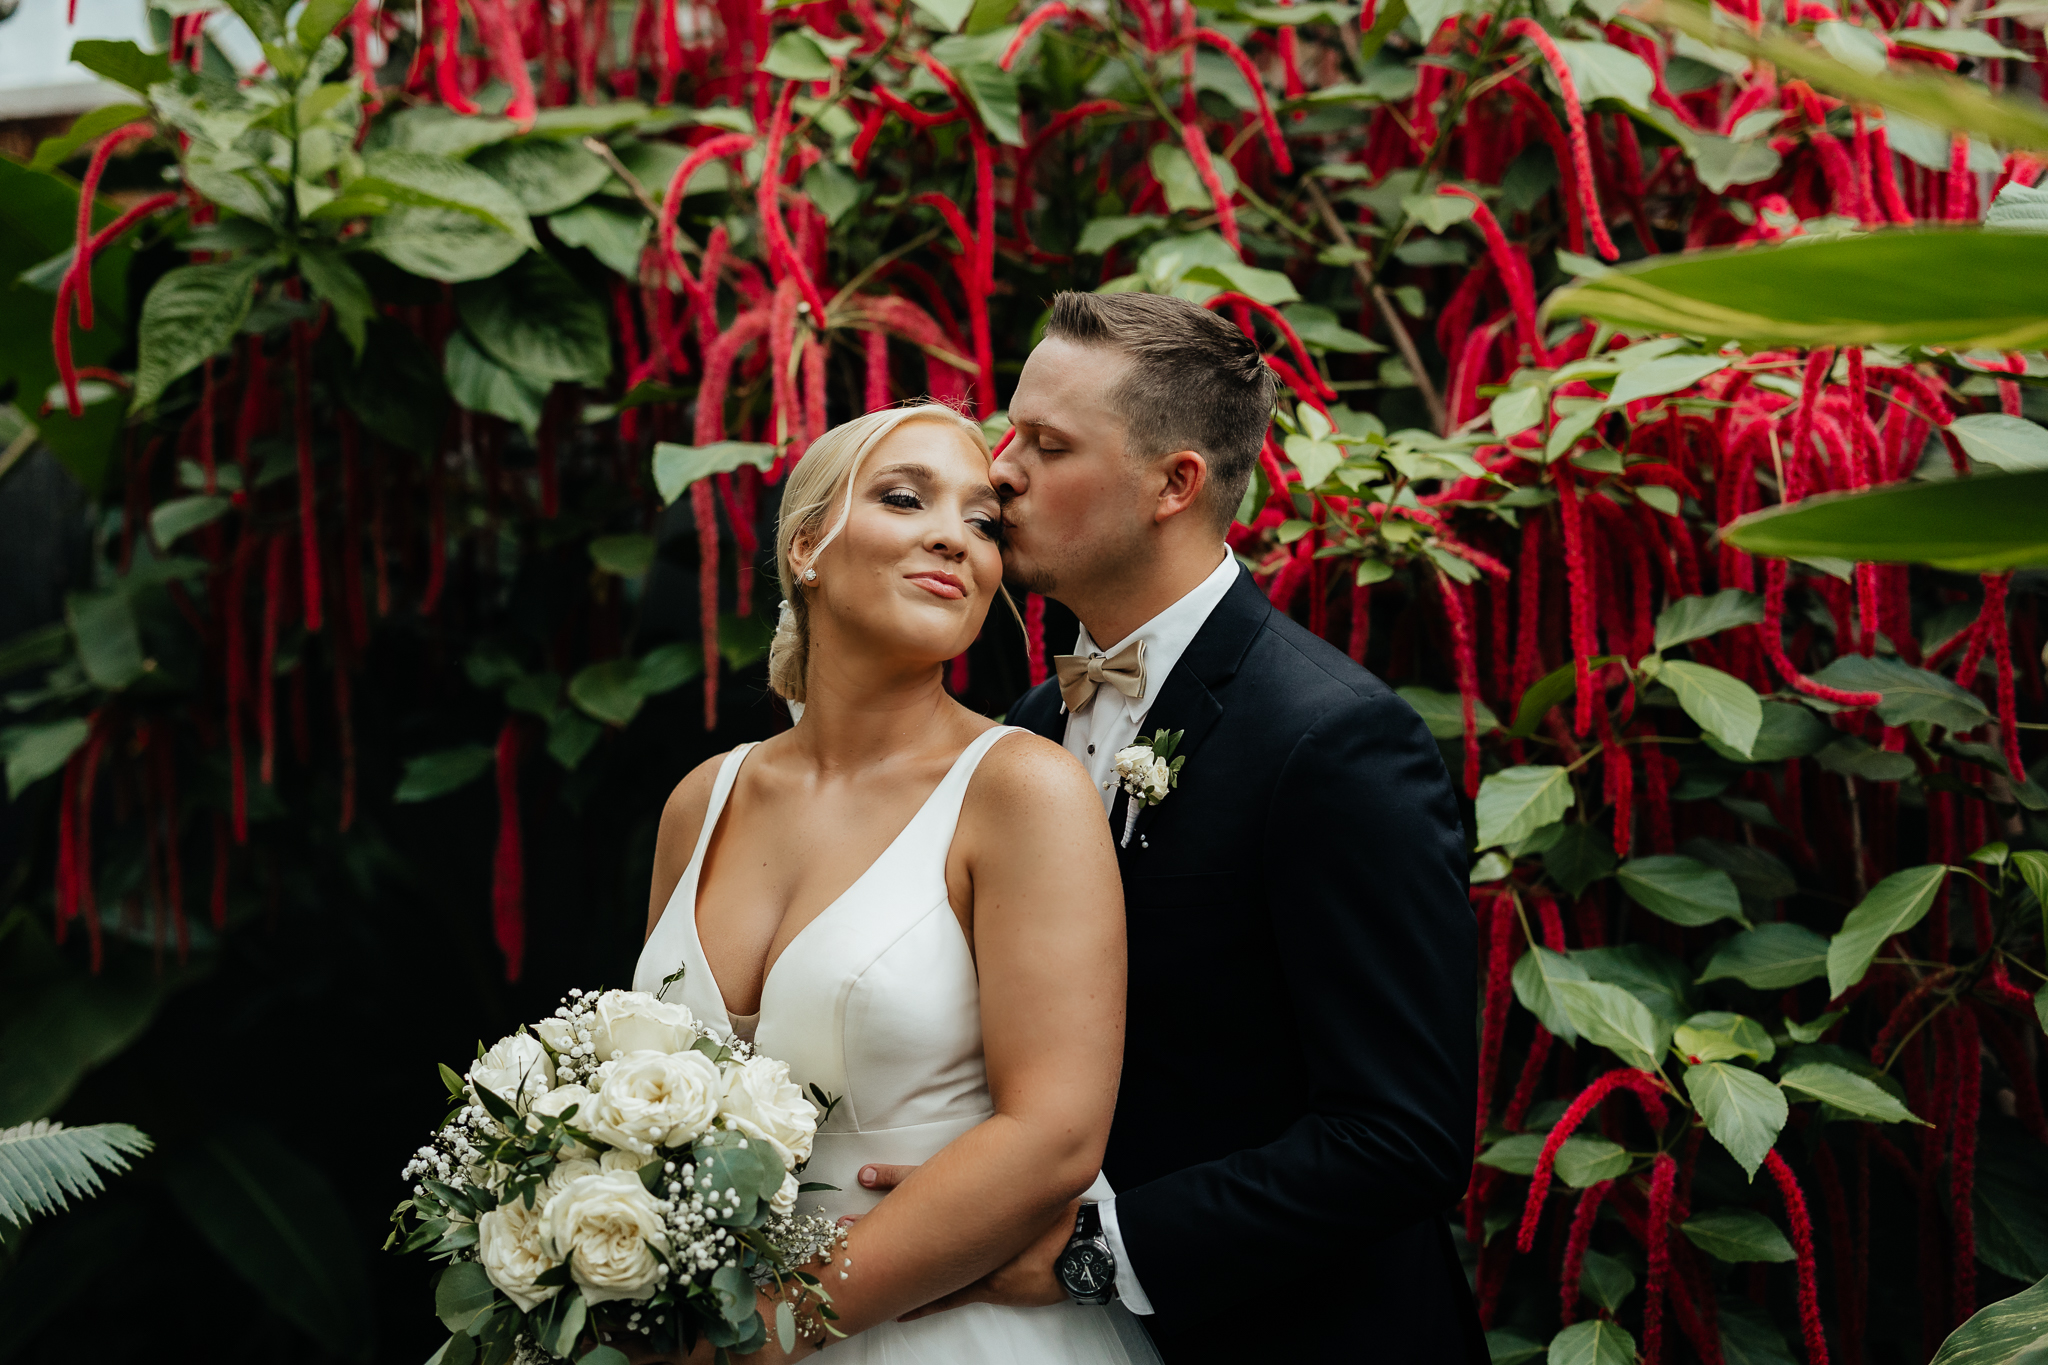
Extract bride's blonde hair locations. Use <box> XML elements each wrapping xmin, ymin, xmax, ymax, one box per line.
<box><xmin>769</xmin><ymin>404</ymin><xmax>1005</xmax><ymax>704</ymax></box>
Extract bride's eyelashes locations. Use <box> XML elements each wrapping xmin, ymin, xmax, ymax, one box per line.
<box><xmin>877</xmin><ymin>488</ymin><xmax>1003</xmax><ymax>543</ymax></box>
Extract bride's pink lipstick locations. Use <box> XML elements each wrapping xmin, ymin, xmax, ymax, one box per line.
<box><xmin>906</xmin><ymin>571</ymin><xmax>966</xmax><ymax>600</ymax></box>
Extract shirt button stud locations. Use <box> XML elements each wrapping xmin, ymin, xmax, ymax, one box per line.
<box><xmin>1087</xmin><ymin>745</ymin><xmax>1095</xmax><ymax>754</ymax></box>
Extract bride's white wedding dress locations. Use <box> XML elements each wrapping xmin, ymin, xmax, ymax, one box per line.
<box><xmin>633</xmin><ymin>726</ymin><xmax>1161</xmax><ymax>1364</ymax></box>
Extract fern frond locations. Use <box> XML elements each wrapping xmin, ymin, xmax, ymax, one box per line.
<box><xmin>0</xmin><ymin>1120</ymin><xmax>153</xmax><ymax>1228</ymax></box>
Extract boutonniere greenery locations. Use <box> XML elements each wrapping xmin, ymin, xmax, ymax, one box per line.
<box><xmin>1111</xmin><ymin>728</ymin><xmax>1185</xmax><ymax>849</ymax></box>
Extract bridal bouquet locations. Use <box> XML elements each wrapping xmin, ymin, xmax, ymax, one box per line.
<box><xmin>391</xmin><ymin>987</ymin><xmax>845</xmax><ymax>1363</ymax></box>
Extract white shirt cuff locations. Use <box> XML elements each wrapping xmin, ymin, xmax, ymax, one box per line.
<box><xmin>1095</xmin><ymin>1196</ymin><xmax>1155</xmax><ymax>1315</ymax></box>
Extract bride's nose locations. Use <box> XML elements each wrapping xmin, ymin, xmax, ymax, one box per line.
<box><xmin>924</xmin><ymin>527</ymin><xmax>966</xmax><ymax>559</ymax></box>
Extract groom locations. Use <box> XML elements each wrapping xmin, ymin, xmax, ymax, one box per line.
<box><xmin>869</xmin><ymin>291</ymin><xmax>1485</xmax><ymax>1361</ymax></box>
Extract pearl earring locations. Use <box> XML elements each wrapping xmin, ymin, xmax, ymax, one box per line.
<box><xmin>803</xmin><ymin>568</ymin><xmax>818</xmax><ymax>583</ymax></box>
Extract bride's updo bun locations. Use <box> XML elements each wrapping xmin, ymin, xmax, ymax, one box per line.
<box><xmin>769</xmin><ymin>404</ymin><xmax>994</xmax><ymax>705</ymax></box>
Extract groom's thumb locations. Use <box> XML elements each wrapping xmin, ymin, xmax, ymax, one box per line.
<box><xmin>858</xmin><ymin>1162</ymin><xmax>919</xmax><ymax>1190</ymax></box>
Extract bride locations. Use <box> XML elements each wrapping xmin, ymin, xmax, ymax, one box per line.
<box><xmin>631</xmin><ymin>404</ymin><xmax>1160</xmax><ymax>1362</ymax></box>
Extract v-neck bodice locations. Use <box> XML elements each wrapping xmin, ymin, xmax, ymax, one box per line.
<box><xmin>632</xmin><ymin>725</ymin><xmax>1023</xmax><ymax>1221</ymax></box>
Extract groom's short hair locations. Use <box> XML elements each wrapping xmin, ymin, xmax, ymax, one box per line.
<box><xmin>1045</xmin><ymin>291</ymin><xmax>1277</xmax><ymax>528</ymax></box>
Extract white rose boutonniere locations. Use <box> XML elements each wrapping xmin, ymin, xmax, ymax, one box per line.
<box><xmin>1111</xmin><ymin>727</ymin><xmax>1185</xmax><ymax>848</ymax></box>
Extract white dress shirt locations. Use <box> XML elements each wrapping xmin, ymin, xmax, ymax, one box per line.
<box><xmin>1064</xmin><ymin>547</ymin><xmax>1238</xmax><ymax>1315</ymax></box>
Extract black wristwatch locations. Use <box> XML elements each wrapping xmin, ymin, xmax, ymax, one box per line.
<box><xmin>1055</xmin><ymin>1202</ymin><xmax>1117</xmax><ymax>1305</ymax></box>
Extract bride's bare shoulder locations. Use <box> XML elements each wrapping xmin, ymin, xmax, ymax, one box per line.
<box><xmin>963</xmin><ymin>729</ymin><xmax>1104</xmax><ymax>832</ymax></box>
<box><xmin>645</xmin><ymin>752</ymin><xmax>734</xmax><ymax>938</ymax></box>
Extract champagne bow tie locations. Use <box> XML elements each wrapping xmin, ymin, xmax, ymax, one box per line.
<box><xmin>1054</xmin><ymin>640</ymin><xmax>1148</xmax><ymax>714</ymax></box>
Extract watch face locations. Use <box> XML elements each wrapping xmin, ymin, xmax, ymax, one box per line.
<box><xmin>1058</xmin><ymin>1243</ymin><xmax>1111</xmax><ymax>1295</ymax></box>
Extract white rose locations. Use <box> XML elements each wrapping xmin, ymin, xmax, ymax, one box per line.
<box><xmin>533</xmin><ymin>1016</ymin><xmax>576</xmax><ymax>1053</ymax></box>
<box><xmin>599</xmin><ymin>1148</ymin><xmax>646</xmax><ymax>1173</ymax></box>
<box><xmin>770</xmin><ymin>1171</ymin><xmax>800</xmax><ymax>1217</ymax></box>
<box><xmin>530</xmin><ymin>1084</ymin><xmax>591</xmax><ymax>1123</ymax></box>
<box><xmin>1112</xmin><ymin>744</ymin><xmax>1151</xmax><ymax>778</ymax></box>
<box><xmin>718</xmin><ymin>1056</ymin><xmax>817</xmax><ymax>1166</ymax></box>
<box><xmin>469</xmin><ymin>1031</ymin><xmax>554</xmax><ymax>1112</ymax></box>
<box><xmin>589</xmin><ymin>990</ymin><xmax>701</xmax><ymax>1061</ymax></box>
<box><xmin>542</xmin><ymin>1171</ymin><xmax>670</xmax><ymax>1305</ymax></box>
<box><xmin>477</xmin><ymin>1197</ymin><xmax>560</xmax><ymax>1312</ymax></box>
<box><xmin>584</xmin><ymin>1050</ymin><xmax>723</xmax><ymax>1155</ymax></box>
<box><xmin>1145</xmin><ymin>756</ymin><xmax>1172</xmax><ymax>800</ymax></box>
<box><xmin>546</xmin><ymin>1157</ymin><xmax>602</xmax><ymax>1194</ymax></box>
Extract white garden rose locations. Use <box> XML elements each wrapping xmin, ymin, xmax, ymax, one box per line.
<box><xmin>530</xmin><ymin>1083</ymin><xmax>591</xmax><ymax>1123</ymax></box>
<box><xmin>545</xmin><ymin>1157</ymin><xmax>602</xmax><ymax>1194</ymax></box>
<box><xmin>542</xmin><ymin>1170</ymin><xmax>670</xmax><ymax>1305</ymax></box>
<box><xmin>718</xmin><ymin>1055</ymin><xmax>817</xmax><ymax>1166</ymax></box>
<box><xmin>588</xmin><ymin>990</ymin><xmax>700</xmax><ymax>1060</ymax></box>
<box><xmin>584</xmin><ymin>1049</ymin><xmax>723</xmax><ymax>1155</ymax></box>
<box><xmin>469</xmin><ymin>1031</ymin><xmax>554</xmax><ymax>1111</ymax></box>
<box><xmin>533</xmin><ymin>1016</ymin><xmax>576</xmax><ymax>1053</ymax></box>
<box><xmin>770</xmin><ymin>1170</ymin><xmax>800</xmax><ymax>1217</ymax></box>
<box><xmin>477</xmin><ymin>1197</ymin><xmax>560</xmax><ymax>1312</ymax></box>
<box><xmin>1144</xmin><ymin>756</ymin><xmax>1172</xmax><ymax>800</ymax></box>
<box><xmin>598</xmin><ymin>1148</ymin><xmax>645</xmax><ymax>1173</ymax></box>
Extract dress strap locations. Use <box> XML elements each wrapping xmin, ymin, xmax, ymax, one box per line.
<box><xmin>913</xmin><ymin>725</ymin><xmax>1025</xmax><ymax>851</ymax></box>
<box><xmin>685</xmin><ymin>743</ymin><xmax>757</xmax><ymax>878</ymax></box>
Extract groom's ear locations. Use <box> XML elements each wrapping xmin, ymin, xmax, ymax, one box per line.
<box><xmin>1151</xmin><ymin>449</ymin><xmax>1210</xmax><ymax>525</ymax></box>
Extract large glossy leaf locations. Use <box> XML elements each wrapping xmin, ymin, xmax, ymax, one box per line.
<box><xmin>1618</xmin><ymin>855</ymin><xmax>1747</xmax><ymax>928</ymax></box>
<box><xmin>1546</xmin><ymin>231</ymin><xmax>2048</xmax><ymax>350</ymax></box>
<box><xmin>367</xmin><ymin>207</ymin><xmax>528</xmax><ymax>283</ymax></box>
<box><xmin>1554</xmin><ymin>979</ymin><xmax>1668</xmax><ymax>1071</ymax></box>
<box><xmin>1660</xmin><ymin>661</ymin><xmax>1762</xmax><ymax>758</ymax></box>
<box><xmin>1</xmin><ymin>720</ymin><xmax>90</xmax><ymax>801</ymax></box>
<box><xmin>1397</xmin><ymin>684</ymin><xmax>1501</xmax><ymax>739</ymax></box>
<box><xmin>1653</xmin><ymin>590</ymin><xmax>1765</xmax><ymax>652</ymax></box>
<box><xmin>1553</xmin><ymin>1135</ymin><xmax>1632</xmax><ymax>1188</ymax></box>
<box><xmin>394</xmin><ymin>746</ymin><xmax>496</xmax><ymax>803</ymax></box>
<box><xmin>1950</xmin><ymin>414</ymin><xmax>2048</xmax><ymax>474</ymax></box>
<box><xmin>65</xmin><ymin>590</ymin><xmax>145</xmax><ymax>689</ymax></box>
<box><xmin>1779</xmin><ymin>1062</ymin><xmax>1927</xmax><ymax>1124</ymax></box>
<box><xmin>1683</xmin><ymin>1208</ymin><xmax>1796</xmax><ymax>1262</ymax></box>
<box><xmin>68</xmin><ymin>39</ymin><xmax>172</xmax><ymax>96</ymax></box>
<box><xmin>1548</xmin><ymin>1318</ymin><xmax>1637</xmax><ymax>1365</ymax></box>
<box><xmin>1698</xmin><ymin>923</ymin><xmax>1832</xmax><ymax>990</ymax></box>
<box><xmin>1545</xmin><ymin>824</ymin><xmax>1617</xmax><ymax>899</ymax></box>
<box><xmin>1722</xmin><ymin>469</ymin><xmax>2048</xmax><ymax>571</ymax></box>
<box><xmin>652</xmin><ymin>441</ymin><xmax>778</xmax><ymax>505</ymax></box>
<box><xmin>1512</xmin><ymin>944</ymin><xmax>1587</xmax><ymax>1044</ymax></box>
<box><xmin>1929</xmin><ymin>1269</ymin><xmax>2048</xmax><ymax>1364</ymax></box>
<box><xmin>473</xmin><ymin>139</ymin><xmax>614</xmax><ymax>215</ymax></box>
<box><xmin>350</xmin><ymin>150</ymin><xmax>537</xmax><ymax>245</ymax></box>
<box><xmin>1476</xmin><ymin>765</ymin><xmax>1576</xmax><ymax>848</ymax></box>
<box><xmin>1578</xmin><ymin>1247</ymin><xmax>1636</xmax><ymax>1313</ymax></box>
<box><xmin>1827</xmin><ymin>864</ymin><xmax>1948</xmax><ymax>998</ymax></box>
<box><xmin>1810</xmin><ymin>654</ymin><xmax>1992</xmax><ymax>733</ymax></box>
<box><xmin>162</xmin><ymin>1125</ymin><xmax>374</xmax><ymax>1361</ymax></box>
<box><xmin>1685</xmin><ymin>1060</ymin><xmax>1788</xmax><ymax>1178</ymax></box>
<box><xmin>444</xmin><ymin>329</ymin><xmax>548</xmax><ymax>432</ymax></box>
<box><xmin>455</xmin><ymin>254</ymin><xmax>611</xmax><ymax>385</ymax></box>
<box><xmin>1674</xmin><ymin>1010</ymin><xmax>1775</xmax><ymax>1064</ymax></box>
<box><xmin>133</xmin><ymin>259</ymin><xmax>266</xmax><ymax>408</ymax></box>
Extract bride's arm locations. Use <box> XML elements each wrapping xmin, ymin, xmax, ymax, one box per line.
<box><xmin>787</xmin><ymin>734</ymin><xmax>1126</xmax><ymax>1342</ymax></box>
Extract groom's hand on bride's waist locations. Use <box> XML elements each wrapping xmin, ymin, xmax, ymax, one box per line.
<box><xmin>854</xmin><ymin>1165</ymin><xmax>1073</xmax><ymax>1320</ymax></box>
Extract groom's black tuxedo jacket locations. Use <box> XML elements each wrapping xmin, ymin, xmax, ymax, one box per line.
<box><xmin>1010</xmin><ymin>566</ymin><xmax>1485</xmax><ymax>1363</ymax></box>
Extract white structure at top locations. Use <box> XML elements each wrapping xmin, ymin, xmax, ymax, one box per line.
<box><xmin>0</xmin><ymin>0</ymin><xmax>153</xmax><ymax>119</ymax></box>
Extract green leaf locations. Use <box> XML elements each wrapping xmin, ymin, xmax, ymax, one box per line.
<box><xmin>1719</xmin><ymin>1299</ymin><xmax>1800</xmax><ymax>1365</ymax></box>
<box><xmin>1476</xmin><ymin>1133</ymin><xmax>1551</xmax><ymax>1174</ymax></box>
<box><xmin>1685</xmin><ymin>1061</ymin><xmax>1788</xmax><ymax>1179</ymax></box>
<box><xmin>548</xmin><ymin>710</ymin><xmax>604</xmax><ymax>769</ymax></box>
<box><xmin>1810</xmin><ymin>653</ymin><xmax>1991</xmax><ymax>732</ymax></box>
<box><xmin>163</xmin><ymin>1125</ymin><xmax>375</xmax><ymax>1358</ymax></box>
<box><xmin>332</xmin><ymin>320</ymin><xmax>452</xmax><ymax>457</ymax></box>
<box><xmin>1401</xmin><ymin>192</ymin><xmax>1477</xmax><ymax>235</ymax></box>
<box><xmin>1653</xmin><ymin>590</ymin><xmax>1765</xmax><ymax>652</ymax></box>
<box><xmin>1814</xmin><ymin>20</ymin><xmax>1889</xmax><ymax>75</ymax></box>
<box><xmin>1950</xmin><ymin>414</ymin><xmax>2048</xmax><ymax>474</ymax></box>
<box><xmin>0</xmin><ymin>1121</ymin><xmax>152</xmax><ymax>1229</ymax></box>
<box><xmin>1548</xmin><ymin>230</ymin><xmax>2048</xmax><ymax>352</ymax></box>
<box><xmin>1660</xmin><ymin>660</ymin><xmax>1762</xmax><ymax>758</ymax></box>
<box><xmin>394</xmin><ymin>746</ymin><xmax>496</xmax><ymax>803</ymax></box>
<box><xmin>296</xmin><ymin>246</ymin><xmax>374</xmax><ymax>357</ymax></box>
<box><xmin>1179</xmin><ymin>261</ymin><xmax>1300</xmax><ymax>306</ymax></box>
<box><xmin>912</xmin><ymin>0</ymin><xmax>975</xmax><ymax>30</ymax></box>
<box><xmin>1675</xmin><ymin>1010</ymin><xmax>1775</xmax><ymax>1064</ymax></box>
<box><xmin>1779</xmin><ymin>1061</ymin><xmax>1928</xmax><ymax>1124</ymax></box>
<box><xmin>1488</xmin><ymin>1331</ymin><xmax>1547</xmax><ymax>1365</ymax></box>
<box><xmin>1545</xmin><ymin>824</ymin><xmax>1618</xmax><ymax>899</ymax></box>
<box><xmin>569</xmin><ymin>660</ymin><xmax>646</xmax><ymax>727</ymax></box>
<box><xmin>1554</xmin><ymin>1135</ymin><xmax>1632</xmax><ymax>1189</ymax></box>
<box><xmin>590</xmin><ymin>534</ymin><xmax>655</xmax><ymax>577</ymax></box>
<box><xmin>956</xmin><ymin>62</ymin><xmax>1025</xmax><ymax>147</ymax></box>
<box><xmin>1724</xmin><ymin>468</ymin><xmax>2048</xmax><ymax>572</ymax></box>
<box><xmin>133</xmin><ymin>259</ymin><xmax>265</xmax><ymax>409</ymax></box>
<box><xmin>1827</xmin><ymin>864</ymin><xmax>1949</xmax><ymax>998</ymax></box>
<box><xmin>1699</xmin><ymin>923</ymin><xmax>1832</xmax><ymax>991</ymax></box>
<box><xmin>1681</xmin><ymin>1208</ymin><xmax>1796</xmax><ymax>1263</ymax></box>
<box><xmin>1717</xmin><ymin>701</ymin><xmax>1835</xmax><ymax>764</ymax></box>
<box><xmin>1606</xmin><ymin>354</ymin><xmax>1728</xmax><ymax>409</ymax></box>
<box><xmin>652</xmin><ymin>441</ymin><xmax>777</xmax><ymax>505</ymax></box>
<box><xmin>1578</xmin><ymin>1247</ymin><xmax>1636</xmax><ymax>1313</ymax></box>
<box><xmin>30</xmin><ymin>104</ymin><xmax>154</xmax><ymax>172</ymax></box>
<box><xmin>1509</xmin><ymin>659</ymin><xmax>1619</xmax><ymax>738</ymax></box>
<box><xmin>1492</xmin><ymin>386</ymin><xmax>1546</xmax><ymax>440</ymax></box>
<box><xmin>148</xmin><ymin>495</ymin><xmax>231</xmax><ymax>548</ymax></box>
<box><xmin>455</xmin><ymin>254</ymin><xmax>610</xmax><ymax>385</ymax></box>
<box><xmin>1476</xmin><ymin>765</ymin><xmax>1576</xmax><ymax>849</ymax></box>
<box><xmin>1513</xmin><ymin>944</ymin><xmax>1588</xmax><ymax>1045</ymax></box>
<box><xmin>434</xmin><ymin>1260</ymin><xmax>497</xmax><ymax>1332</ymax></box>
<box><xmin>548</xmin><ymin>202</ymin><xmax>649</xmax><ymax>276</ymax></box>
<box><xmin>350</xmin><ymin>150</ymin><xmax>537</xmax><ymax>245</ymax></box>
<box><xmin>1931</xmin><ymin>1271</ymin><xmax>2048</xmax><ymax>1364</ymax></box>
<box><xmin>718</xmin><ymin>614</ymin><xmax>774</xmax><ymax>672</ymax></box>
<box><xmin>69</xmin><ymin>40</ymin><xmax>172</xmax><ymax>97</ymax></box>
<box><xmin>444</xmin><ymin>330</ymin><xmax>548</xmax><ymax>433</ymax></box>
<box><xmin>1617</xmin><ymin>855</ymin><xmax>1747</xmax><ymax>928</ymax></box>
<box><xmin>1</xmin><ymin>720</ymin><xmax>91</xmax><ymax>801</ymax></box>
<box><xmin>1547</xmin><ymin>1318</ymin><xmax>1637</xmax><ymax>1365</ymax></box>
<box><xmin>763</xmin><ymin>31</ymin><xmax>837</xmax><ymax>80</ymax></box>
<box><xmin>1283</xmin><ymin>303</ymin><xmax>1383</xmax><ymax>354</ymax></box>
<box><xmin>1148</xmin><ymin>143</ymin><xmax>1240</xmax><ymax>218</ymax></box>
<box><xmin>65</xmin><ymin>590</ymin><xmax>144</xmax><ymax>690</ymax></box>
<box><xmin>1548</xmin><ymin>38</ymin><xmax>1655</xmax><ymax>107</ymax></box>
<box><xmin>1554</xmin><ymin>978</ymin><xmax>1669</xmax><ymax>1071</ymax></box>
<box><xmin>472</xmin><ymin>139</ymin><xmax>613</xmax><ymax>216</ymax></box>
<box><xmin>2018</xmin><ymin>850</ymin><xmax>2048</xmax><ymax>913</ymax></box>
<box><xmin>1077</xmin><ymin>216</ymin><xmax>1167</xmax><ymax>254</ymax></box>
<box><xmin>294</xmin><ymin>0</ymin><xmax>356</xmax><ymax>49</ymax></box>
<box><xmin>1396</xmin><ymin>686</ymin><xmax>1502</xmax><ymax>742</ymax></box>
<box><xmin>637</xmin><ymin>644</ymin><xmax>705</xmax><ymax>696</ymax></box>
<box><xmin>803</xmin><ymin>161</ymin><xmax>861</xmax><ymax>226</ymax></box>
